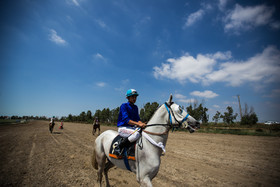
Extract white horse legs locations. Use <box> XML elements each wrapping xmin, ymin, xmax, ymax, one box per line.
<box><xmin>139</xmin><ymin>176</ymin><xmax>153</xmax><ymax>187</ymax></box>
<box><xmin>104</xmin><ymin>161</ymin><xmax>114</xmax><ymax>187</ymax></box>
<box><xmin>95</xmin><ymin>149</ymin><xmax>106</xmax><ymax>186</ymax></box>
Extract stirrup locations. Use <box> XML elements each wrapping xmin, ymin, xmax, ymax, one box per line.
<box><xmin>114</xmin><ymin>147</ymin><xmax>123</xmax><ymax>156</ymax></box>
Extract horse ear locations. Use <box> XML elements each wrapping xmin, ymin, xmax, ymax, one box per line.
<box><xmin>167</xmin><ymin>94</ymin><xmax>173</xmax><ymax>105</ymax></box>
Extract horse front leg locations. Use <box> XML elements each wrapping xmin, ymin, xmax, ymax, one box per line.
<box><xmin>139</xmin><ymin>176</ymin><xmax>153</xmax><ymax>187</ymax></box>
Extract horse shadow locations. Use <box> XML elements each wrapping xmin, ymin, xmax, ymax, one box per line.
<box><xmin>52</xmin><ymin>132</ymin><xmax>62</xmax><ymax>135</ymax></box>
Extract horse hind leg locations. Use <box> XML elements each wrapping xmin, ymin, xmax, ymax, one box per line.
<box><xmin>104</xmin><ymin>161</ymin><xmax>114</xmax><ymax>187</ymax></box>
<box><xmin>91</xmin><ymin>149</ymin><xmax>98</xmax><ymax>170</ymax></box>
<box><xmin>94</xmin><ymin>145</ymin><xmax>107</xmax><ymax>186</ymax></box>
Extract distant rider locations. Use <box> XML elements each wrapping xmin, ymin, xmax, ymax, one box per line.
<box><xmin>50</xmin><ymin>116</ymin><xmax>55</xmax><ymax>125</ymax></box>
<box><xmin>114</xmin><ymin>89</ymin><xmax>146</xmax><ymax>156</ymax></box>
<box><xmin>49</xmin><ymin>116</ymin><xmax>55</xmax><ymax>133</ymax></box>
<box><xmin>93</xmin><ymin>117</ymin><xmax>100</xmax><ymax>135</ymax></box>
<box><xmin>59</xmin><ymin>120</ymin><xmax>63</xmax><ymax>129</ymax></box>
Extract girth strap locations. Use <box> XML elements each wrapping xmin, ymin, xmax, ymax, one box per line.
<box><xmin>123</xmin><ymin>148</ymin><xmax>131</xmax><ymax>171</ymax></box>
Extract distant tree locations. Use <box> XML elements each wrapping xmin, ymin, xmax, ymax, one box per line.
<box><xmin>140</xmin><ymin>102</ymin><xmax>159</xmax><ymax>122</ymax></box>
<box><xmin>60</xmin><ymin>116</ymin><xmax>66</xmax><ymax>121</ymax></box>
<box><xmin>241</xmin><ymin>104</ymin><xmax>258</xmax><ymax>125</ymax></box>
<box><xmin>140</xmin><ymin>108</ymin><xmax>145</xmax><ymax>121</ymax></box>
<box><xmin>186</xmin><ymin>101</ymin><xmax>209</xmax><ymax>124</ymax></box>
<box><xmin>212</xmin><ymin>111</ymin><xmax>221</xmax><ymax>124</ymax></box>
<box><xmin>221</xmin><ymin>106</ymin><xmax>238</xmax><ymax>124</ymax></box>
<box><xmin>67</xmin><ymin>114</ymin><xmax>73</xmax><ymax>121</ymax></box>
<box><xmin>110</xmin><ymin>107</ymin><xmax>120</xmax><ymax>123</ymax></box>
<box><xmin>99</xmin><ymin>108</ymin><xmax>110</xmax><ymax>123</ymax></box>
<box><xmin>79</xmin><ymin>111</ymin><xmax>86</xmax><ymax>121</ymax></box>
<box><xmin>93</xmin><ymin>110</ymin><xmax>101</xmax><ymax>120</ymax></box>
<box><xmin>201</xmin><ymin>105</ymin><xmax>209</xmax><ymax>124</ymax></box>
<box><xmin>86</xmin><ymin>110</ymin><xmax>92</xmax><ymax>122</ymax></box>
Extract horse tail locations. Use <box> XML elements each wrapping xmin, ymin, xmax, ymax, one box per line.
<box><xmin>91</xmin><ymin>147</ymin><xmax>98</xmax><ymax>170</ymax></box>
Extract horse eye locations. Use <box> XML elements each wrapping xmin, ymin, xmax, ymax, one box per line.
<box><xmin>177</xmin><ymin>106</ymin><xmax>183</xmax><ymax>114</ymax></box>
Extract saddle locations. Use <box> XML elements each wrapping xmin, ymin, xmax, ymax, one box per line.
<box><xmin>109</xmin><ymin>135</ymin><xmax>136</xmax><ymax>161</ymax></box>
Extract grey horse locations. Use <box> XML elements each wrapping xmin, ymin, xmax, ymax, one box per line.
<box><xmin>92</xmin><ymin>94</ymin><xmax>200</xmax><ymax>187</ymax></box>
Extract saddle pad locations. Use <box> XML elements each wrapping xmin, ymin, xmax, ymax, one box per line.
<box><xmin>109</xmin><ymin>135</ymin><xmax>136</xmax><ymax>160</ymax></box>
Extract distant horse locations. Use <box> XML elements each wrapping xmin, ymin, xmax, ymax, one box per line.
<box><xmin>49</xmin><ymin>122</ymin><xmax>55</xmax><ymax>133</ymax></box>
<box><xmin>92</xmin><ymin>95</ymin><xmax>200</xmax><ymax>187</ymax></box>
<box><xmin>92</xmin><ymin>118</ymin><xmax>101</xmax><ymax>136</ymax></box>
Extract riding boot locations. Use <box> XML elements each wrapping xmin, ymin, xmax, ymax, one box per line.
<box><xmin>114</xmin><ymin>137</ymin><xmax>130</xmax><ymax>156</ymax></box>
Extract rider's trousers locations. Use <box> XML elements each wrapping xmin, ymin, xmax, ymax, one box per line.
<box><xmin>118</xmin><ymin>126</ymin><xmax>140</xmax><ymax>143</ymax></box>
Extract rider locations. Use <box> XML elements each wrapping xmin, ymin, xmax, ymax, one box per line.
<box><xmin>114</xmin><ymin>89</ymin><xmax>146</xmax><ymax>156</ymax></box>
<box><xmin>93</xmin><ymin>117</ymin><xmax>100</xmax><ymax>135</ymax></box>
<box><xmin>50</xmin><ymin>116</ymin><xmax>55</xmax><ymax>125</ymax></box>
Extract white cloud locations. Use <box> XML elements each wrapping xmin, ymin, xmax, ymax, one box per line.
<box><xmin>174</xmin><ymin>93</ymin><xmax>186</xmax><ymax>99</ymax></box>
<box><xmin>213</xmin><ymin>104</ymin><xmax>220</xmax><ymax>108</ymax></box>
<box><xmin>115</xmin><ymin>79</ymin><xmax>130</xmax><ymax>92</ymax></box>
<box><xmin>183</xmin><ymin>3</ymin><xmax>212</xmax><ymax>28</ymax></box>
<box><xmin>224</xmin><ymin>4</ymin><xmax>275</xmax><ymax>33</ymax></box>
<box><xmin>153</xmin><ymin>51</ymin><xmax>231</xmax><ymax>84</ymax></box>
<box><xmin>95</xmin><ymin>19</ymin><xmax>107</xmax><ymax>29</ymax></box>
<box><xmin>218</xmin><ymin>0</ymin><xmax>230</xmax><ymax>11</ymax></box>
<box><xmin>174</xmin><ymin>94</ymin><xmax>197</xmax><ymax>104</ymax></box>
<box><xmin>93</xmin><ymin>53</ymin><xmax>107</xmax><ymax>62</ymax></box>
<box><xmin>72</xmin><ymin>0</ymin><xmax>79</xmax><ymax>6</ymax></box>
<box><xmin>153</xmin><ymin>46</ymin><xmax>280</xmax><ymax>87</ymax></box>
<box><xmin>48</xmin><ymin>29</ymin><xmax>67</xmax><ymax>46</ymax></box>
<box><xmin>270</xmin><ymin>21</ymin><xmax>280</xmax><ymax>29</ymax></box>
<box><xmin>190</xmin><ymin>90</ymin><xmax>219</xmax><ymax>98</ymax></box>
<box><xmin>205</xmin><ymin>46</ymin><xmax>280</xmax><ymax>86</ymax></box>
<box><xmin>134</xmin><ymin>16</ymin><xmax>151</xmax><ymax>36</ymax></box>
<box><xmin>184</xmin><ymin>9</ymin><xmax>205</xmax><ymax>27</ymax></box>
<box><xmin>95</xmin><ymin>53</ymin><xmax>104</xmax><ymax>59</ymax></box>
<box><xmin>67</xmin><ymin>0</ymin><xmax>80</xmax><ymax>6</ymax></box>
<box><xmin>96</xmin><ymin>82</ymin><xmax>106</xmax><ymax>87</ymax></box>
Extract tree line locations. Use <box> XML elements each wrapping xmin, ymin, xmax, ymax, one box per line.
<box><xmin>0</xmin><ymin>116</ymin><xmax>48</xmax><ymax>120</ymax></box>
<box><xmin>62</xmin><ymin>101</ymin><xmax>258</xmax><ymax>125</ymax></box>
<box><xmin>1</xmin><ymin>101</ymin><xmax>258</xmax><ymax>126</ymax></box>
<box><xmin>212</xmin><ymin>103</ymin><xmax>258</xmax><ymax>125</ymax></box>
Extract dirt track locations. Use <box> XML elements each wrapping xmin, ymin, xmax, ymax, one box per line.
<box><xmin>0</xmin><ymin>120</ymin><xmax>280</xmax><ymax>186</ymax></box>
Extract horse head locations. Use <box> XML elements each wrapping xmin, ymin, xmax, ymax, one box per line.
<box><xmin>166</xmin><ymin>94</ymin><xmax>200</xmax><ymax>133</ymax></box>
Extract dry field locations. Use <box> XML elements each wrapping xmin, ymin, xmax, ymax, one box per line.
<box><xmin>0</xmin><ymin>120</ymin><xmax>280</xmax><ymax>186</ymax></box>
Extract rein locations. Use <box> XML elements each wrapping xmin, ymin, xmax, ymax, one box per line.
<box><xmin>143</xmin><ymin>129</ymin><xmax>169</xmax><ymax>136</ymax></box>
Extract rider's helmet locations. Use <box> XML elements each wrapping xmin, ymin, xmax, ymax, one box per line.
<box><xmin>126</xmin><ymin>89</ymin><xmax>139</xmax><ymax>97</ymax></box>
<box><xmin>53</xmin><ymin>116</ymin><xmax>55</xmax><ymax>118</ymax></box>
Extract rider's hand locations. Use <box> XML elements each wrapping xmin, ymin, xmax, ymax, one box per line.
<box><xmin>138</xmin><ymin>121</ymin><xmax>146</xmax><ymax>128</ymax></box>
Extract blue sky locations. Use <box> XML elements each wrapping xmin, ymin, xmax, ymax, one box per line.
<box><xmin>0</xmin><ymin>0</ymin><xmax>279</xmax><ymax>122</ymax></box>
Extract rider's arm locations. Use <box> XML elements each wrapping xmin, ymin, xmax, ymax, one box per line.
<box><xmin>128</xmin><ymin>120</ymin><xmax>146</xmax><ymax>128</ymax></box>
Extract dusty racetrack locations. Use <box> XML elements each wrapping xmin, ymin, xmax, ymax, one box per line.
<box><xmin>1</xmin><ymin>120</ymin><xmax>280</xmax><ymax>186</ymax></box>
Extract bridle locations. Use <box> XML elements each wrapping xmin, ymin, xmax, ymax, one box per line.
<box><xmin>164</xmin><ymin>102</ymin><xmax>189</xmax><ymax>128</ymax></box>
<box><xmin>144</xmin><ymin>102</ymin><xmax>190</xmax><ymax>135</ymax></box>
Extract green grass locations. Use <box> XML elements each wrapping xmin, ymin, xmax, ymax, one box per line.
<box><xmin>169</xmin><ymin>123</ymin><xmax>280</xmax><ymax>137</ymax></box>
<box><xmin>197</xmin><ymin>128</ymin><xmax>280</xmax><ymax>136</ymax></box>
<box><xmin>195</xmin><ymin>124</ymin><xmax>280</xmax><ymax>137</ymax></box>
<box><xmin>0</xmin><ymin>119</ymin><xmax>27</xmax><ymax>125</ymax></box>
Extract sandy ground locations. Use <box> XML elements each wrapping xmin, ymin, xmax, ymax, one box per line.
<box><xmin>0</xmin><ymin>120</ymin><xmax>280</xmax><ymax>186</ymax></box>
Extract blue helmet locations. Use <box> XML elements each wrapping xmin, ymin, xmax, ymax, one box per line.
<box><xmin>126</xmin><ymin>89</ymin><xmax>139</xmax><ymax>97</ymax></box>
